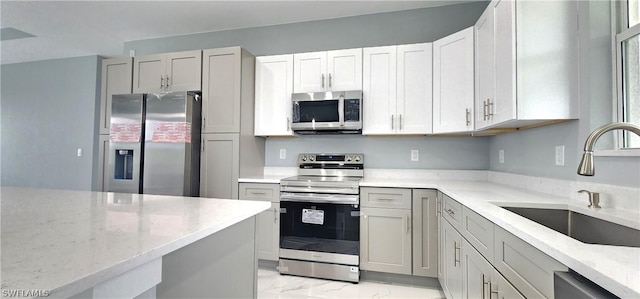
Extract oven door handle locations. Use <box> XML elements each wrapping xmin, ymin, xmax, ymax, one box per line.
<box><xmin>280</xmin><ymin>192</ymin><xmax>359</xmax><ymax>204</ymax></box>
<box><xmin>280</xmin><ymin>186</ymin><xmax>359</xmax><ymax>195</ymax></box>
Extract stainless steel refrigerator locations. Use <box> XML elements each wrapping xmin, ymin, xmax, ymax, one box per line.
<box><xmin>108</xmin><ymin>91</ymin><xmax>201</xmax><ymax>196</ymax></box>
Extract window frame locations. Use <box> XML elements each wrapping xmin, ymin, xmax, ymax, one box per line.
<box><xmin>611</xmin><ymin>0</ymin><xmax>640</xmax><ymax>153</ymax></box>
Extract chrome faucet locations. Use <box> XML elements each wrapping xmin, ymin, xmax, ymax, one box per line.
<box><xmin>577</xmin><ymin>122</ymin><xmax>640</xmax><ymax>176</ymax></box>
<box><xmin>577</xmin><ymin>190</ymin><xmax>601</xmax><ymax>209</ymax></box>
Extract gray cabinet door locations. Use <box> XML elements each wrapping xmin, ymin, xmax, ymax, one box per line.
<box><xmin>491</xmin><ymin>269</ymin><xmax>525</xmax><ymax>299</ymax></box>
<box><xmin>202</xmin><ymin>47</ymin><xmax>241</xmax><ymax>133</ymax></box>
<box><xmin>412</xmin><ymin>189</ymin><xmax>438</xmax><ymax>277</ymax></box>
<box><xmin>96</xmin><ymin>135</ymin><xmax>110</xmax><ymax>191</ymax></box>
<box><xmin>133</xmin><ymin>54</ymin><xmax>165</xmax><ymax>93</ymax></box>
<box><xmin>441</xmin><ymin>218</ymin><xmax>463</xmax><ymax>299</ymax></box>
<box><xmin>256</xmin><ymin>202</ymin><xmax>279</xmax><ymax>261</ymax></box>
<box><xmin>360</xmin><ymin>207</ymin><xmax>411</xmax><ymax>275</ymax></box>
<box><xmin>99</xmin><ymin>58</ymin><xmax>132</xmax><ymax>134</ymax></box>
<box><xmin>239</xmin><ymin>183</ymin><xmax>280</xmax><ymax>261</ymax></box>
<box><xmin>494</xmin><ymin>226</ymin><xmax>567</xmax><ymax>298</ymax></box>
<box><xmin>462</xmin><ymin>239</ymin><xmax>492</xmax><ymax>299</ymax></box>
<box><xmin>200</xmin><ymin>134</ymin><xmax>239</xmax><ymax>199</ymax></box>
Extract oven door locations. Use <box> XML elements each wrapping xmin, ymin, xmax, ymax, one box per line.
<box><xmin>279</xmin><ymin>195</ymin><xmax>360</xmax><ymax>265</ymax></box>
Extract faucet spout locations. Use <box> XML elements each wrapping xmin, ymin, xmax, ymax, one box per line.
<box><xmin>577</xmin><ymin>122</ymin><xmax>640</xmax><ymax>176</ymax></box>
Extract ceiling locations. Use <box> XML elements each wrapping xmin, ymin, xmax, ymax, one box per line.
<box><xmin>0</xmin><ymin>0</ymin><xmax>476</xmax><ymax>65</ymax></box>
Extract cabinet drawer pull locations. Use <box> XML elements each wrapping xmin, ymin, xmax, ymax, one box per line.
<box><xmin>250</xmin><ymin>191</ymin><xmax>267</xmax><ymax>195</ymax></box>
<box><xmin>445</xmin><ymin>208</ymin><xmax>455</xmax><ymax>216</ymax></box>
<box><xmin>454</xmin><ymin>241</ymin><xmax>461</xmax><ymax>266</ymax></box>
<box><xmin>465</xmin><ymin>109</ymin><xmax>471</xmax><ymax>126</ymax></box>
<box><xmin>483</xmin><ymin>100</ymin><xmax>489</xmax><ymax>120</ymax></box>
<box><xmin>489</xmin><ymin>282</ymin><xmax>499</xmax><ymax>298</ymax></box>
<box><xmin>406</xmin><ymin>215</ymin><xmax>410</xmax><ymax>234</ymax></box>
<box><xmin>482</xmin><ymin>275</ymin><xmax>488</xmax><ymax>299</ymax></box>
<box><xmin>487</xmin><ymin>99</ymin><xmax>494</xmax><ymax>118</ymax></box>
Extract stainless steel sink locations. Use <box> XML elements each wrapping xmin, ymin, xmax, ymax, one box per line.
<box><xmin>502</xmin><ymin>207</ymin><xmax>640</xmax><ymax>247</ymax></box>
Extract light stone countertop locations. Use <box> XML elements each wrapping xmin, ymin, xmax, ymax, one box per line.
<box><xmin>0</xmin><ymin>187</ymin><xmax>270</xmax><ymax>298</ymax></box>
<box><xmin>240</xmin><ymin>174</ymin><xmax>639</xmax><ymax>298</ymax></box>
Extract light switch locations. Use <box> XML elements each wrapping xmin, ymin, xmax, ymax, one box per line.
<box><xmin>77</xmin><ymin>148</ymin><xmax>83</xmax><ymax>157</ymax></box>
<box><xmin>279</xmin><ymin>149</ymin><xmax>286</xmax><ymax>160</ymax></box>
<box><xmin>499</xmin><ymin>150</ymin><xmax>505</xmax><ymax>164</ymax></box>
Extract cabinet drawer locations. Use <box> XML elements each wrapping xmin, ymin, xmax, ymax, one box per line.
<box><xmin>239</xmin><ymin>183</ymin><xmax>279</xmax><ymax>202</ymax></box>
<box><xmin>494</xmin><ymin>226</ymin><xmax>567</xmax><ymax>298</ymax></box>
<box><xmin>441</xmin><ymin>193</ymin><xmax>462</xmax><ymax>229</ymax></box>
<box><xmin>360</xmin><ymin>187</ymin><xmax>411</xmax><ymax>209</ymax></box>
<box><xmin>461</xmin><ymin>206</ymin><xmax>494</xmax><ymax>263</ymax></box>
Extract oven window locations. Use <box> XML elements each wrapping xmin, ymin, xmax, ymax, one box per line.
<box><xmin>280</xmin><ymin>201</ymin><xmax>359</xmax><ymax>255</ymax></box>
<box><xmin>293</xmin><ymin>100</ymin><xmax>339</xmax><ymax>122</ymax></box>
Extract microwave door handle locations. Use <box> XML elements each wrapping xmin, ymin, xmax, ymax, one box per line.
<box><xmin>338</xmin><ymin>96</ymin><xmax>345</xmax><ymax>127</ymax></box>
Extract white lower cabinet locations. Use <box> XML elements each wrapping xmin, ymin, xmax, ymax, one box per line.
<box><xmin>239</xmin><ymin>183</ymin><xmax>280</xmax><ymax>261</ymax></box>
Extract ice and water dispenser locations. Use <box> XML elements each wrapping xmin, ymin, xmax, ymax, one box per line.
<box><xmin>114</xmin><ymin>149</ymin><xmax>134</xmax><ymax>180</ymax></box>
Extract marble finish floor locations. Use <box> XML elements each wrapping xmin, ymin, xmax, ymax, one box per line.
<box><xmin>258</xmin><ymin>268</ymin><xmax>446</xmax><ymax>299</ymax></box>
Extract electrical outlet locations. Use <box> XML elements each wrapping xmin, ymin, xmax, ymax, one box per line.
<box><xmin>555</xmin><ymin>145</ymin><xmax>565</xmax><ymax>166</ymax></box>
<box><xmin>77</xmin><ymin>148</ymin><xmax>83</xmax><ymax>157</ymax></box>
<box><xmin>499</xmin><ymin>150</ymin><xmax>505</xmax><ymax>164</ymax></box>
<box><xmin>411</xmin><ymin>150</ymin><xmax>419</xmax><ymax>161</ymax></box>
<box><xmin>279</xmin><ymin>149</ymin><xmax>286</xmax><ymax>160</ymax></box>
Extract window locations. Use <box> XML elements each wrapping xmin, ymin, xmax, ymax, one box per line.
<box><xmin>615</xmin><ymin>0</ymin><xmax>640</xmax><ymax>148</ymax></box>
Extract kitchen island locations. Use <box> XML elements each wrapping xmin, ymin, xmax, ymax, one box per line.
<box><xmin>1</xmin><ymin>187</ymin><xmax>270</xmax><ymax>298</ymax></box>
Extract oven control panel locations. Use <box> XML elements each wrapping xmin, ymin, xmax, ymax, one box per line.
<box><xmin>298</xmin><ymin>153</ymin><xmax>364</xmax><ymax>165</ymax></box>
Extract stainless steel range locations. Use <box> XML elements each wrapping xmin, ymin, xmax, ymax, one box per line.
<box><xmin>279</xmin><ymin>153</ymin><xmax>364</xmax><ymax>282</ymax></box>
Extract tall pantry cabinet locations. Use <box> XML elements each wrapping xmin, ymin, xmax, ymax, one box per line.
<box><xmin>200</xmin><ymin>47</ymin><xmax>265</xmax><ymax>199</ymax></box>
<box><xmin>96</xmin><ymin>58</ymin><xmax>133</xmax><ymax>191</ymax></box>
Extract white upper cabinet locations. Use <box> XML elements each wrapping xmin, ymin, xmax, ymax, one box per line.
<box><xmin>474</xmin><ymin>6</ymin><xmax>495</xmax><ymax>130</ymax></box>
<box><xmin>397</xmin><ymin>43</ymin><xmax>433</xmax><ymax>135</ymax></box>
<box><xmin>293</xmin><ymin>48</ymin><xmax>362</xmax><ymax>93</ymax></box>
<box><xmin>133</xmin><ymin>50</ymin><xmax>202</xmax><ymax>93</ymax></box>
<box><xmin>99</xmin><ymin>58</ymin><xmax>132</xmax><ymax>135</ymax></box>
<box><xmin>475</xmin><ymin>0</ymin><xmax>579</xmax><ymax>130</ymax></box>
<box><xmin>433</xmin><ymin>27</ymin><xmax>475</xmax><ymax>134</ymax></box>
<box><xmin>254</xmin><ymin>54</ymin><xmax>294</xmax><ymax>136</ymax></box>
<box><xmin>363</xmin><ymin>44</ymin><xmax>433</xmax><ymax>135</ymax></box>
<box><xmin>363</xmin><ymin>46</ymin><xmax>397</xmax><ymax>135</ymax></box>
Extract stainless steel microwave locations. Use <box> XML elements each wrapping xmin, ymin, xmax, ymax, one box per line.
<box><xmin>291</xmin><ymin>90</ymin><xmax>362</xmax><ymax>134</ymax></box>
